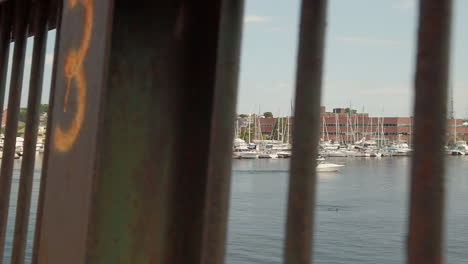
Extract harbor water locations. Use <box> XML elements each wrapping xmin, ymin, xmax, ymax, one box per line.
<box><xmin>227</xmin><ymin>157</ymin><xmax>468</xmax><ymax>264</ymax></box>
<box><xmin>3</xmin><ymin>156</ymin><xmax>468</xmax><ymax>263</ymax></box>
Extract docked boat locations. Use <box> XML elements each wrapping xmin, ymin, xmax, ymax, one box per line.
<box><xmin>451</xmin><ymin>141</ymin><xmax>468</xmax><ymax>156</ymax></box>
<box><xmin>323</xmin><ymin>150</ymin><xmax>347</xmax><ymax>157</ymax></box>
<box><xmin>232</xmin><ymin>138</ymin><xmax>251</xmax><ymax>158</ymax></box>
<box><xmin>388</xmin><ymin>141</ymin><xmax>412</xmax><ymax>156</ymax></box>
<box><xmin>258</xmin><ymin>152</ymin><xmax>278</xmax><ymax>159</ymax></box>
<box><xmin>452</xmin><ymin>150</ymin><xmax>465</xmax><ymax>156</ymax></box>
<box><xmin>239</xmin><ymin>151</ymin><xmax>259</xmax><ymax>159</ymax></box>
<box><xmin>277</xmin><ymin>151</ymin><xmax>292</xmax><ymax>158</ymax></box>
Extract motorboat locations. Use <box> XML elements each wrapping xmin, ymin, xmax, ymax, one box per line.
<box><xmin>452</xmin><ymin>150</ymin><xmax>465</xmax><ymax>156</ymax></box>
<box><xmin>451</xmin><ymin>141</ymin><xmax>468</xmax><ymax>156</ymax></box>
<box><xmin>389</xmin><ymin>141</ymin><xmax>412</xmax><ymax>156</ymax></box>
<box><xmin>239</xmin><ymin>151</ymin><xmax>259</xmax><ymax>159</ymax></box>
<box><xmin>316</xmin><ymin>160</ymin><xmax>344</xmax><ymax>172</ymax></box>
<box><xmin>258</xmin><ymin>152</ymin><xmax>278</xmax><ymax>159</ymax></box>
<box><xmin>277</xmin><ymin>151</ymin><xmax>292</xmax><ymax>158</ymax></box>
<box><xmin>323</xmin><ymin>150</ymin><xmax>347</xmax><ymax>157</ymax></box>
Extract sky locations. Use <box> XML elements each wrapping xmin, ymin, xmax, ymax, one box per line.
<box><xmin>6</xmin><ymin>0</ymin><xmax>468</xmax><ymax>118</ymax></box>
<box><xmin>238</xmin><ymin>0</ymin><xmax>468</xmax><ymax>118</ymax></box>
<box><xmin>5</xmin><ymin>30</ymin><xmax>56</xmax><ymax>109</ymax></box>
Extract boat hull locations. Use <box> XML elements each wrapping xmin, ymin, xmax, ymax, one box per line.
<box><xmin>316</xmin><ymin>164</ymin><xmax>344</xmax><ymax>172</ymax></box>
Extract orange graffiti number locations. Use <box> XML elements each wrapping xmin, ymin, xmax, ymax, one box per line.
<box><xmin>53</xmin><ymin>0</ymin><xmax>93</xmax><ymax>152</ymax></box>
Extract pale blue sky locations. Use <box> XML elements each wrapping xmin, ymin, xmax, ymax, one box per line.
<box><xmin>239</xmin><ymin>0</ymin><xmax>468</xmax><ymax>117</ymax></box>
<box><xmin>5</xmin><ymin>30</ymin><xmax>56</xmax><ymax>109</ymax></box>
<box><xmin>8</xmin><ymin>1</ymin><xmax>468</xmax><ymax>118</ymax></box>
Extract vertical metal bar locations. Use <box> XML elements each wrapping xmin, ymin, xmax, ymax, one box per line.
<box><xmin>32</xmin><ymin>1</ymin><xmax>62</xmax><ymax>263</ymax></box>
<box><xmin>283</xmin><ymin>1</ymin><xmax>327</xmax><ymax>264</ymax></box>
<box><xmin>35</xmin><ymin>0</ymin><xmax>114</xmax><ymax>262</ymax></box>
<box><xmin>0</xmin><ymin>0</ymin><xmax>31</xmax><ymax>260</ymax></box>
<box><xmin>0</xmin><ymin>3</ymin><xmax>12</xmax><ymax>128</ymax></box>
<box><xmin>11</xmin><ymin>0</ymin><xmax>50</xmax><ymax>263</ymax></box>
<box><xmin>201</xmin><ymin>0</ymin><xmax>244</xmax><ymax>263</ymax></box>
<box><xmin>86</xmin><ymin>1</ymin><xmax>226</xmax><ymax>263</ymax></box>
<box><xmin>408</xmin><ymin>1</ymin><xmax>452</xmax><ymax>264</ymax></box>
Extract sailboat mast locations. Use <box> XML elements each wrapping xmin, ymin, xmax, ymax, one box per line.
<box><xmin>248</xmin><ymin>114</ymin><xmax>251</xmax><ymax>143</ymax></box>
<box><xmin>322</xmin><ymin>116</ymin><xmax>325</xmax><ymax>141</ymax></box>
<box><xmin>281</xmin><ymin>116</ymin><xmax>285</xmax><ymax>142</ymax></box>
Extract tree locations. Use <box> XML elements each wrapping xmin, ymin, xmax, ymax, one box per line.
<box><xmin>263</xmin><ymin>112</ymin><xmax>273</xmax><ymax>118</ymax></box>
<box><xmin>18</xmin><ymin>108</ymin><xmax>27</xmax><ymax>123</ymax></box>
<box><xmin>239</xmin><ymin>114</ymin><xmax>248</xmax><ymax>118</ymax></box>
<box><xmin>40</xmin><ymin>104</ymin><xmax>49</xmax><ymax>114</ymax></box>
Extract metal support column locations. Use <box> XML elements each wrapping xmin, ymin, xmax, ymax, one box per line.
<box><xmin>36</xmin><ymin>0</ymin><xmax>243</xmax><ymax>263</ymax></box>
<box><xmin>201</xmin><ymin>0</ymin><xmax>244</xmax><ymax>263</ymax></box>
<box><xmin>408</xmin><ymin>0</ymin><xmax>453</xmax><ymax>264</ymax></box>
<box><xmin>0</xmin><ymin>3</ymin><xmax>12</xmax><ymax>128</ymax></box>
<box><xmin>11</xmin><ymin>0</ymin><xmax>50</xmax><ymax>263</ymax></box>
<box><xmin>0</xmin><ymin>1</ymin><xmax>31</xmax><ymax>261</ymax></box>
<box><xmin>283</xmin><ymin>0</ymin><xmax>328</xmax><ymax>264</ymax></box>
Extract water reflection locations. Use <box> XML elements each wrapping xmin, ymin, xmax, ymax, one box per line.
<box><xmin>228</xmin><ymin>156</ymin><xmax>468</xmax><ymax>264</ymax></box>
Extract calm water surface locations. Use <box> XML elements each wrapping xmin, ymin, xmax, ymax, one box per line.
<box><xmin>3</xmin><ymin>156</ymin><xmax>468</xmax><ymax>263</ymax></box>
<box><xmin>4</xmin><ymin>157</ymin><xmax>42</xmax><ymax>264</ymax></box>
<box><xmin>227</xmin><ymin>157</ymin><xmax>468</xmax><ymax>264</ymax></box>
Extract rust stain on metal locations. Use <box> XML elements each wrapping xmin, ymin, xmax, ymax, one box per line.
<box><xmin>53</xmin><ymin>0</ymin><xmax>93</xmax><ymax>152</ymax></box>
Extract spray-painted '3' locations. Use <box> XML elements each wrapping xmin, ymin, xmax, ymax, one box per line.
<box><xmin>53</xmin><ymin>0</ymin><xmax>93</xmax><ymax>152</ymax></box>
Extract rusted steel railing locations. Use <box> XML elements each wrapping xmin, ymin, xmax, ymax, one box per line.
<box><xmin>11</xmin><ymin>0</ymin><xmax>50</xmax><ymax>263</ymax></box>
<box><xmin>408</xmin><ymin>1</ymin><xmax>453</xmax><ymax>264</ymax></box>
<box><xmin>32</xmin><ymin>0</ymin><xmax>62</xmax><ymax>262</ymax></box>
<box><xmin>32</xmin><ymin>1</ymin><xmax>244</xmax><ymax>263</ymax></box>
<box><xmin>201</xmin><ymin>0</ymin><xmax>244</xmax><ymax>264</ymax></box>
<box><xmin>0</xmin><ymin>1</ymin><xmax>31</xmax><ymax>261</ymax></box>
<box><xmin>283</xmin><ymin>0</ymin><xmax>328</xmax><ymax>264</ymax></box>
<box><xmin>0</xmin><ymin>0</ymin><xmax>456</xmax><ymax>263</ymax></box>
<box><xmin>0</xmin><ymin>3</ymin><xmax>11</xmax><ymax>127</ymax></box>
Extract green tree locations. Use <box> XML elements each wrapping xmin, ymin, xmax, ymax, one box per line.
<box><xmin>263</xmin><ymin>112</ymin><xmax>273</xmax><ymax>118</ymax></box>
<box><xmin>40</xmin><ymin>104</ymin><xmax>49</xmax><ymax>114</ymax></box>
<box><xmin>18</xmin><ymin>108</ymin><xmax>27</xmax><ymax>123</ymax></box>
<box><xmin>239</xmin><ymin>114</ymin><xmax>248</xmax><ymax>118</ymax></box>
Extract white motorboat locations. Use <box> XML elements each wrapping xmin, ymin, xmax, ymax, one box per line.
<box><xmin>232</xmin><ymin>138</ymin><xmax>250</xmax><ymax>158</ymax></box>
<box><xmin>323</xmin><ymin>150</ymin><xmax>347</xmax><ymax>157</ymax></box>
<box><xmin>451</xmin><ymin>141</ymin><xmax>468</xmax><ymax>156</ymax></box>
<box><xmin>258</xmin><ymin>152</ymin><xmax>278</xmax><ymax>159</ymax></box>
<box><xmin>277</xmin><ymin>151</ymin><xmax>292</xmax><ymax>158</ymax></box>
<box><xmin>316</xmin><ymin>160</ymin><xmax>345</xmax><ymax>172</ymax></box>
<box><xmin>239</xmin><ymin>151</ymin><xmax>259</xmax><ymax>159</ymax></box>
<box><xmin>451</xmin><ymin>149</ymin><xmax>465</xmax><ymax>156</ymax></box>
<box><xmin>369</xmin><ymin>152</ymin><xmax>383</xmax><ymax>157</ymax></box>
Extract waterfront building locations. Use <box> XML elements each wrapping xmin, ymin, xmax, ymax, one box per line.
<box><xmin>320</xmin><ymin>107</ymin><xmax>468</xmax><ymax>144</ymax></box>
<box><xmin>237</xmin><ymin>106</ymin><xmax>468</xmax><ymax>144</ymax></box>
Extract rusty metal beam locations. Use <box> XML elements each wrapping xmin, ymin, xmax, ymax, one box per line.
<box><xmin>0</xmin><ymin>0</ymin><xmax>31</xmax><ymax>261</ymax></box>
<box><xmin>283</xmin><ymin>0</ymin><xmax>327</xmax><ymax>264</ymax></box>
<box><xmin>35</xmin><ymin>0</ymin><xmax>114</xmax><ymax>262</ymax></box>
<box><xmin>11</xmin><ymin>1</ymin><xmax>50</xmax><ymax>263</ymax></box>
<box><xmin>0</xmin><ymin>3</ymin><xmax>12</xmax><ymax>129</ymax></box>
<box><xmin>201</xmin><ymin>0</ymin><xmax>244</xmax><ymax>263</ymax></box>
<box><xmin>31</xmin><ymin>1</ymin><xmax>62</xmax><ymax>263</ymax></box>
<box><xmin>36</xmin><ymin>0</ymin><xmax>242</xmax><ymax>263</ymax></box>
<box><xmin>87</xmin><ymin>1</ymin><xmax>223</xmax><ymax>263</ymax></box>
<box><xmin>407</xmin><ymin>1</ymin><xmax>453</xmax><ymax>264</ymax></box>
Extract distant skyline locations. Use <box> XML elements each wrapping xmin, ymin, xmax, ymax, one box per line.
<box><xmin>5</xmin><ymin>1</ymin><xmax>467</xmax><ymax>119</ymax></box>
<box><xmin>237</xmin><ymin>0</ymin><xmax>468</xmax><ymax>118</ymax></box>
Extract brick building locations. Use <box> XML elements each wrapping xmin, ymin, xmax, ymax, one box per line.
<box><xmin>237</xmin><ymin>107</ymin><xmax>468</xmax><ymax>144</ymax></box>
<box><xmin>236</xmin><ymin>115</ymin><xmax>292</xmax><ymax>142</ymax></box>
<box><xmin>320</xmin><ymin>107</ymin><xmax>468</xmax><ymax>144</ymax></box>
